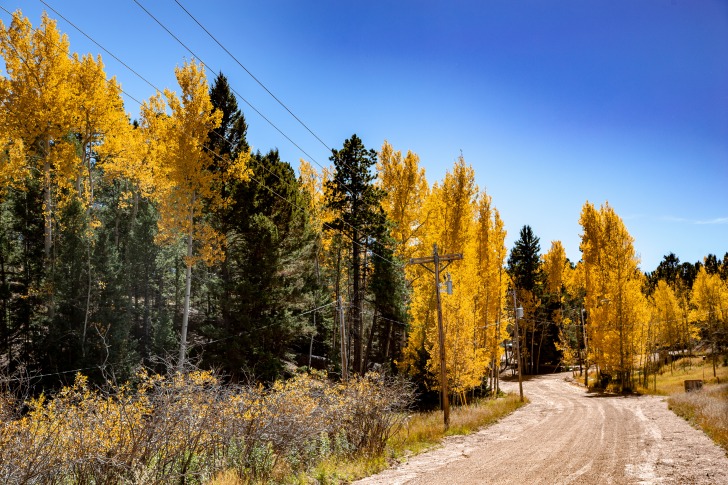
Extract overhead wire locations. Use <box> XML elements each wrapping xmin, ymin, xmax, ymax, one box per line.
<box><xmin>170</xmin><ymin>0</ymin><xmax>378</xmax><ymax>201</ymax></box>
<box><xmin>150</xmin><ymin>0</ymin><xmax>387</xmax><ymax>230</ymax></box>
<box><xmin>128</xmin><ymin>0</ymin><xmax>398</xmax><ymax>265</ymax></box>
<box><xmin>171</xmin><ymin>0</ymin><xmax>333</xmax><ymax>153</ymax></box>
<box><xmin>4</xmin><ymin>1</ymin><xmax>401</xmax><ymax>268</ymax></box>
<box><xmin>130</xmin><ymin>0</ymin><xmax>324</xmax><ymax>171</ymax></box>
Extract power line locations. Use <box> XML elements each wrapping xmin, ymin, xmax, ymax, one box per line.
<box><xmin>170</xmin><ymin>0</ymin><xmax>376</xmax><ymax>204</ymax></box>
<box><xmin>172</xmin><ymin>0</ymin><xmax>332</xmax><ymax>153</ymax></box>
<box><xmin>37</xmin><ymin>0</ymin><xmax>157</xmax><ymax>95</ymax></box>
<box><xmin>131</xmin><ymin>0</ymin><xmax>389</xmax><ymax>249</ymax></box>
<box><xmin>130</xmin><ymin>0</ymin><xmax>324</xmax><ymax>172</ymax></box>
<box><xmin>2</xmin><ymin>3</ymin><xmax>400</xmax><ymax>268</ymax></box>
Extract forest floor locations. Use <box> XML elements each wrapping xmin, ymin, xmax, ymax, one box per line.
<box><xmin>354</xmin><ymin>371</ymin><xmax>728</xmax><ymax>484</ymax></box>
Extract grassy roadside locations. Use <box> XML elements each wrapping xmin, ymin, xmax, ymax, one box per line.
<box><xmin>210</xmin><ymin>393</ymin><xmax>527</xmax><ymax>484</ymax></box>
<box><xmin>310</xmin><ymin>393</ymin><xmax>527</xmax><ymax>484</ymax></box>
<box><xmin>637</xmin><ymin>356</ymin><xmax>728</xmax><ymax>454</ymax></box>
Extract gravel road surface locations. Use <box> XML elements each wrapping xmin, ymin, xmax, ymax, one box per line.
<box><xmin>356</xmin><ymin>372</ymin><xmax>728</xmax><ymax>484</ymax></box>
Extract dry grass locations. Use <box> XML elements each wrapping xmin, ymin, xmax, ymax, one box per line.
<box><xmin>391</xmin><ymin>393</ymin><xmax>526</xmax><ymax>454</ymax></box>
<box><xmin>632</xmin><ymin>355</ymin><xmax>728</xmax><ymax>454</ymax></box>
<box><xmin>637</xmin><ymin>356</ymin><xmax>728</xmax><ymax>396</ymax></box>
<box><xmin>304</xmin><ymin>393</ymin><xmax>528</xmax><ymax>484</ymax></box>
<box><xmin>669</xmin><ymin>383</ymin><xmax>728</xmax><ymax>452</ymax></box>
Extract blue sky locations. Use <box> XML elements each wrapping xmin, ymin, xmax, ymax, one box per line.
<box><xmin>3</xmin><ymin>0</ymin><xmax>727</xmax><ymax>271</ymax></box>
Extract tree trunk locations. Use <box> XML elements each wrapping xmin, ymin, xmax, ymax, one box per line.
<box><xmin>43</xmin><ymin>155</ymin><xmax>55</xmax><ymax>320</ymax></box>
<box><xmin>0</xmin><ymin>249</ymin><xmax>8</xmax><ymax>362</ymax></box>
<box><xmin>382</xmin><ymin>318</ymin><xmax>393</xmax><ymax>360</ymax></box>
<box><xmin>82</xmin><ymin>243</ymin><xmax>92</xmax><ymax>358</ymax></box>
<box><xmin>352</xmin><ymin>230</ymin><xmax>362</xmax><ymax>374</ymax></box>
<box><xmin>178</xmin><ymin>199</ymin><xmax>195</xmax><ymax>371</ymax></box>
<box><xmin>333</xmin><ymin>239</ymin><xmax>341</xmax><ymax>373</ymax></box>
<box><xmin>363</xmin><ymin>309</ymin><xmax>377</xmax><ymax>372</ymax></box>
<box><xmin>43</xmin><ymin>157</ymin><xmax>52</xmax><ymax>260</ymax></box>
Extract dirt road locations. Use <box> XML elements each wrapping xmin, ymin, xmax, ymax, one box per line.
<box><xmin>356</xmin><ymin>373</ymin><xmax>728</xmax><ymax>484</ymax></box>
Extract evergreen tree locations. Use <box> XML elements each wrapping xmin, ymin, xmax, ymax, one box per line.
<box><xmin>0</xmin><ymin>181</ymin><xmax>45</xmax><ymax>370</ymax></box>
<box><xmin>208</xmin><ymin>72</ymin><xmax>249</xmax><ymax>159</ymax></box>
<box><xmin>646</xmin><ymin>253</ymin><xmax>681</xmax><ymax>295</ymax></box>
<box><xmin>203</xmin><ymin>71</ymin><xmax>250</xmax><ymax>361</ymax></box>
<box><xmin>202</xmin><ymin>150</ymin><xmax>319</xmax><ymax>381</ymax></box>
<box><xmin>507</xmin><ymin>225</ymin><xmax>543</xmax><ymax>294</ymax></box>
<box><xmin>367</xmin><ymin>233</ymin><xmax>408</xmax><ymax>371</ymax></box>
<box><xmin>703</xmin><ymin>254</ymin><xmax>720</xmax><ymax>275</ymax></box>
<box><xmin>325</xmin><ymin>135</ymin><xmax>387</xmax><ymax>375</ymax></box>
<box><xmin>507</xmin><ymin>225</ymin><xmax>551</xmax><ymax>373</ymax></box>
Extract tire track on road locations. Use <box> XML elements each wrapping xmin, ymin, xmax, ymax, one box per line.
<box><xmin>356</xmin><ymin>373</ymin><xmax>728</xmax><ymax>484</ymax></box>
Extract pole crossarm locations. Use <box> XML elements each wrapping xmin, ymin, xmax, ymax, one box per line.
<box><xmin>409</xmin><ymin>253</ymin><xmax>463</xmax><ymax>265</ymax></box>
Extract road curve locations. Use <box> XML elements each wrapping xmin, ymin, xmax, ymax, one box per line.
<box><xmin>355</xmin><ymin>373</ymin><xmax>728</xmax><ymax>484</ymax></box>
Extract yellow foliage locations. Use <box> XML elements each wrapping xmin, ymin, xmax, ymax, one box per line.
<box><xmin>376</xmin><ymin>140</ymin><xmax>429</xmax><ymax>260</ymax></box>
<box><xmin>579</xmin><ymin>201</ymin><xmax>647</xmax><ymax>386</ymax></box>
<box><xmin>543</xmin><ymin>240</ymin><xmax>567</xmax><ymax>297</ymax></box>
<box><xmin>399</xmin><ymin>155</ymin><xmax>508</xmax><ymax>398</ymax></box>
<box><xmin>690</xmin><ymin>268</ymin><xmax>728</xmax><ymax>375</ymax></box>
<box><xmin>0</xmin><ymin>370</ymin><xmax>414</xmax><ymax>483</ymax></box>
<box><xmin>140</xmin><ymin>60</ymin><xmax>229</xmax><ymax>267</ymax></box>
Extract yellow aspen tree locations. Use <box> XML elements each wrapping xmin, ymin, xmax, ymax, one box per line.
<box><xmin>542</xmin><ymin>241</ymin><xmax>567</xmax><ymax>357</ymax></box>
<box><xmin>469</xmin><ymin>191</ymin><xmax>508</xmax><ymax>395</ymax></box>
<box><xmin>565</xmin><ymin>260</ymin><xmax>586</xmax><ymax>301</ymax></box>
<box><xmin>563</xmin><ymin>261</ymin><xmax>590</xmax><ymax>379</ymax></box>
<box><xmin>66</xmin><ymin>52</ymin><xmax>132</xmax><ymax>354</ymax></box>
<box><xmin>0</xmin><ymin>11</ymin><xmax>75</xmax><ymax>262</ymax></box>
<box><xmin>675</xmin><ymin>278</ymin><xmax>696</xmax><ymax>364</ymax></box>
<box><xmin>298</xmin><ymin>159</ymin><xmax>345</xmax><ymax>357</ymax></box>
<box><xmin>1</xmin><ymin>12</ymin><xmax>130</xmax><ymax>341</ymax></box>
<box><xmin>543</xmin><ymin>241</ymin><xmax>567</xmax><ymax>301</ymax></box>
<box><xmin>422</xmin><ymin>156</ymin><xmax>479</xmax><ymax>399</ymax></box>
<box><xmin>298</xmin><ymin>160</ymin><xmax>331</xmax><ymax>236</ymax></box>
<box><xmin>690</xmin><ymin>267</ymin><xmax>727</xmax><ymax>377</ymax></box>
<box><xmin>376</xmin><ymin>141</ymin><xmax>429</xmax><ymax>261</ymax></box>
<box><xmin>543</xmin><ymin>240</ymin><xmax>572</xmax><ymax>369</ymax></box>
<box><xmin>650</xmin><ymin>281</ymin><xmax>682</xmax><ymax>365</ymax></box>
<box><xmin>140</xmin><ymin>60</ymin><xmax>231</xmax><ymax>370</ymax></box>
<box><xmin>376</xmin><ymin>141</ymin><xmax>431</xmax><ymax>380</ymax></box>
<box><xmin>579</xmin><ymin>201</ymin><xmax>647</xmax><ymax>391</ymax></box>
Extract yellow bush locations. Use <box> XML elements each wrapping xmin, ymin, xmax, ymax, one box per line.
<box><xmin>0</xmin><ymin>369</ymin><xmax>414</xmax><ymax>483</ymax></box>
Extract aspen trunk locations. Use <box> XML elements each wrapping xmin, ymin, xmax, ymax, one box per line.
<box><xmin>179</xmin><ymin>198</ymin><xmax>195</xmax><ymax>371</ymax></box>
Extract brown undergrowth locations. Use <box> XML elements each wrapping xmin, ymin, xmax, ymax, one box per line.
<box><xmin>0</xmin><ymin>369</ymin><xmax>414</xmax><ymax>484</ymax></box>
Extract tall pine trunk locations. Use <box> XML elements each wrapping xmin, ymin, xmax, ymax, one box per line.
<box><xmin>352</xmin><ymin>230</ymin><xmax>362</xmax><ymax>374</ymax></box>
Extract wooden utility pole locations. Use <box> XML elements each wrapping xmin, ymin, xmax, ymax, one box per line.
<box><xmin>580</xmin><ymin>307</ymin><xmax>588</xmax><ymax>387</ymax></box>
<box><xmin>511</xmin><ymin>290</ymin><xmax>524</xmax><ymax>402</ymax></box>
<box><xmin>409</xmin><ymin>243</ymin><xmax>463</xmax><ymax>430</ymax></box>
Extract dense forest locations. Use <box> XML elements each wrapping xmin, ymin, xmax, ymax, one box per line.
<box><xmin>1</xmin><ymin>12</ymin><xmax>727</xmax><ymax>397</ymax></box>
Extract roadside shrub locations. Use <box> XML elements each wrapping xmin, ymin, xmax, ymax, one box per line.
<box><xmin>0</xmin><ymin>368</ymin><xmax>415</xmax><ymax>483</ymax></box>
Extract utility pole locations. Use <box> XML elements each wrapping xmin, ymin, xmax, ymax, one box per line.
<box><xmin>338</xmin><ymin>296</ymin><xmax>348</xmax><ymax>381</ymax></box>
<box><xmin>511</xmin><ymin>290</ymin><xmax>524</xmax><ymax>402</ymax></box>
<box><xmin>409</xmin><ymin>243</ymin><xmax>463</xmax><ymax>430</ymax></box>
<box><xmin>580</xmin><ymin>307</ymin><xmax>588</xmax><ymax>387</ymax></box>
